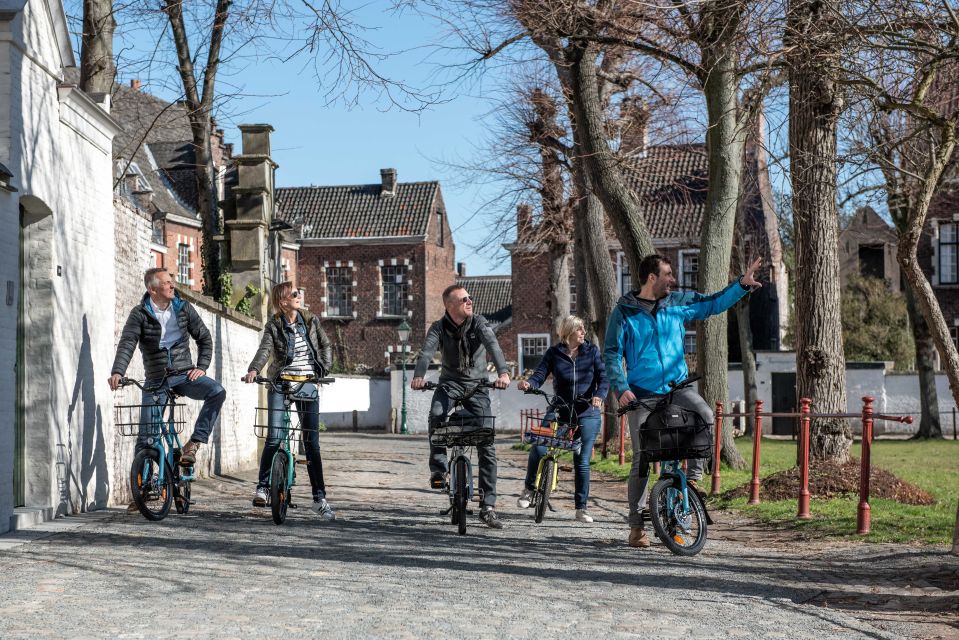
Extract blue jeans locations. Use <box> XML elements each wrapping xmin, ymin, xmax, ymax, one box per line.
<box><xmin>524</xmin><ymin>414</ymin><xmax>600</xmax><ymax>510</ymax></box>
<box><xmin>257</xmin><ymin>384</ymin><xmax>326</xmax><ymax>500</ymax></box>
<box><xmin>137</xmin><ymin>373</ymin><xmax>226</xmax><ymax>451</ymax></box>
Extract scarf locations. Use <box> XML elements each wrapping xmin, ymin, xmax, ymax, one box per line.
<box><xmin>442</xmin><ymin>312</ymin><xmax>475</xmax><ymax>373</ymax></box>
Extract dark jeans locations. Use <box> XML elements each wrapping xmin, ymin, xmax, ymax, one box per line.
<box><xmin>428</xmin><ymin>381</ymin><xmax>497</xmax><ymax>508</ymax></box>
<box><xmin>524</xmin><ymin>414</ymin><xmax>600</xmax><ymax>510</ymax></box>
<box><xmin>626</xmin><ymin>386</ymin><xmax>713</xmax><ymax>527</ymax></box>
<box><xmin>257</xmin><ymin>384</ymin><xmax>327</xmax><ymax>500</ymax></box>
<box><xmin>137</xmin><ymin>373</ymin><xmax>226</xmax><ymax>451</ymax></box>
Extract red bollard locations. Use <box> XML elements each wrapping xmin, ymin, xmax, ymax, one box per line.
<box><xmin>520</xmin><ymin>410</ymin><xmax>526</xmax><ymax>439</ymax></box>
<box><xmin>857</xmin><ymin>396</ymin><xmax>874</xmax><ymax>535</ymax></box>
<box><xmin>797</xmin><ymin>398</ymin><xmax>812</xmax><ymax>519</ymax></box>
<box><xmin>711</xmin><ymin>401</ymin><xmax>724</xmax><ymax>495</ymax></box>
<box><xmin>748</xmin><ymin>399</ymin><xmax>764</xmax><ymax>505</ymax></box>
<box><xmin>619</xmin><ymin>415</ymin><xmax>626</xmax><ymax>465</ymax></box>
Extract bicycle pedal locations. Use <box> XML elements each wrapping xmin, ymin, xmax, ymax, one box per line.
<box><xmin>440</xmin><ymin>506</ymin><xmax>453</xmax><ymax>515</ymax></box>
<box><xmin>289</xmin><ymin>503</ymin><xmax>298</xmax><ymax>509</ymax></box>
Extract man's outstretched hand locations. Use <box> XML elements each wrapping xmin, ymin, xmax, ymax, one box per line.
<box><xmin>742</xmin><ymin>256</ymin><xmax>763</xmax><ymax>289</ymax></box>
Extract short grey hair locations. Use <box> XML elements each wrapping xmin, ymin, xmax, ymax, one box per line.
<box><xmin>144</xmin><ymin>267</ymin><xmax>169</xmax><ymax>290</ymax></box>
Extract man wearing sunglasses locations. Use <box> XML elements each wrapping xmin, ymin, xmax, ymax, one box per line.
<box><xmin>412</xmin><ymin>284</ymin><xmax>511</xmax><ymax>528</ymax></box>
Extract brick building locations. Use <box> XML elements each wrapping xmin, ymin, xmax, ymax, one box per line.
<box><xmin>110</xmin><ymin>79</ymin><xmax>236</xmax><ymax>293</ymax></box>
<box><xmin>920</xmin><ymin>190</ymin><xmax>959</xmax><ymax>358</ymax></box>
<box><xmin>276</xmin><ymin>169</ymin><xmax>457</xmax><ymax>370</ymax></box>
<box><xmin>838</xmin><ymin>206</ymin><xmax>901</xmax><ymax>292</ymax></box>
<box><xmin>499</xmin><ymin>141</ymin><xmax>790</xmax><ymax>373</ymax></box>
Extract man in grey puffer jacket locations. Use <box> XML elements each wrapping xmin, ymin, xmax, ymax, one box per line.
<box><xmin>411</xmin><ymin>284</ymin><xmax>510</xmax><ymax>528</ymax></box>
<box><xmin>109</xmin><ymin>268</ymin><xmax>226</xmax><ymax>470</ymax></box>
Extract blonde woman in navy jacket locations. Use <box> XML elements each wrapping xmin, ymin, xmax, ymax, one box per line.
<box><xmin>517</xmin><ymin>315</ymin><xmax>609</xmax><ymax>523</ymax></box>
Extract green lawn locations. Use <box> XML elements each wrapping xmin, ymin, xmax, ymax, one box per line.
<box><xmin>515</xmin><ymin>437</ymin><xmax>959</xmax><ymax>544</ymax></box>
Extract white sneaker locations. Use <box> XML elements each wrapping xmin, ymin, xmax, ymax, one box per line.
<box><xmin>575</xmin><ymin>509</ymin><xmax>594</xmax><ymax>523</ymax></box>
<box><xmin>517</xmin><ymin>489</ymin><xmax>533</xmax><ymax>509</ymax></box>
<box><xmin>311</xmin><ymin>498</ymin><xmax>336</xmax><ymax>521</ymax></box>
<box><xmin>252</xmin><ymin>487</ymin><xmax>269</xmax><ymax>507</ymax></box>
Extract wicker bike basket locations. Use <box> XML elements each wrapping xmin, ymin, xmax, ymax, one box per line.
<box><xmin>114</xmin><ymin>403</ymin><xmax>185</xmax><ymax>437</ymax></box>
<box><xmin>639</xmin><ymin>404</ymin><xmax>712</xmax><ymax>462</ymax></box>
<box><xmin>429</xmin><ymin>415</ymin><xmax>496</xmax><ymax>448</ymax></box>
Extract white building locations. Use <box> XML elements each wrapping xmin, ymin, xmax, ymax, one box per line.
<box><xmin>0</xmin><ymin>0</ymin><xmax>121</xmax><ymax>533</ymax></box>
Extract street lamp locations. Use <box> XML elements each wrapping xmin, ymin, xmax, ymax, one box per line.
<box><xmin>397</xmin><ymin>320</ymin><xmax>411</xmax><ymax>435</ymax></box>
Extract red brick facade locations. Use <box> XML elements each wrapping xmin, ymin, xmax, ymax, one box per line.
<box><xmin>921</xmin><ymin>190</ymin><xmax>959</xmax><ymax>354</ymax></box>
<box><xmin>295</xmin><ymin>197</ymin><xmax>457</xmax><ymax>371</ymax></box>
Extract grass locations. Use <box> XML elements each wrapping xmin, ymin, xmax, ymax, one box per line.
<box><xmin>513</xmin><ymin>437</ymin><xmax>959</xmax><ymax>544</ymax></box>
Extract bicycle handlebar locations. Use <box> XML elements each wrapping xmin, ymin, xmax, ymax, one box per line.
<box><xmin>119</xmin><ymin>367</ymin><xmax>196</xmax><ymax>391</ymax></box>
<box><xmin>244</xmin><ymin>374</ymin><xmax>335</xmax><ymax>395</ymax></box>
<box><xmin>617</xmin><ymin>374</ymin><xmax>701</xmax><ymax>416</ymax></box>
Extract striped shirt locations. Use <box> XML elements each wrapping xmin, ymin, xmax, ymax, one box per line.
<box><xmin>282</xmin><ymin>322</ymin><xmax>314</xmax><ymax>374</ymax></box>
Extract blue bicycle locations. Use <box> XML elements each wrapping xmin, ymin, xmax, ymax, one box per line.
<box><xmin>251</xmin><ymin>372</ymin><xmax>335</xmax><ymax>525</ymax></box>
<box><xmin>116</xmin><ymin>367</ymin><xmax>194</xmax><ymax>521</ymax></box>
<box><xmin>618</xmin><ymin>376</ymin><xmax>713</xmax><ymax>556</ymax></box>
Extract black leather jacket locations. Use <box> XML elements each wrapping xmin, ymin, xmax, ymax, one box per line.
<box><xmin>247</xmin><ymin>309</ymin><xmax>333</xmax><ymax>378</ymax></box>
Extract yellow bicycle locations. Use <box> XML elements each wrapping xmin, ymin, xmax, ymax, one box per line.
<box><xmin>522</xmin><ymin>389</ymin><xmax>584</xmax><ymax>523</ymax></box>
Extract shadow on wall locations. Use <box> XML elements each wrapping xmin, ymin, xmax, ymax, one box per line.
<box><xmin>61</xmin><ymin>315</ymin><xmax>110</xmax><ymax>515</ymax></box>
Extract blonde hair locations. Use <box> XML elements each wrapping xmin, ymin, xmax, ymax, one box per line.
<box><xmin>558</xmin><ymin>315</ymin><xmax>585</xmax><ymax>345</ymax></box>
<box><xmin>271</xmin><ymin>281</ymin><xmax>295</xmax><ymax>314</ymax></box>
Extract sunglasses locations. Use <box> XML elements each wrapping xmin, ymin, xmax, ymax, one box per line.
<box><xmin>459</xmin><ymin>295</ymin><xmax>473</xmax><ymax>304</ymax></box>
<box><xmin>289</xmin><ymin>290</ymin><xmax>300</xmax><ymax>299</ymax></box>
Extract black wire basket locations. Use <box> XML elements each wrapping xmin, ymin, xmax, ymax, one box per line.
<box><xmin>114</xmin><ymin>404</ymin><xmax>185</xmax><ymax>437</ymax></box>
<box><xmin>429</xmin><ymin>415</ymin><xmax>496</xmax><ymax>447</ymax></box>
<box><xmin>253</xmin><ymin>406</ymin><xmax>319</xmax><ymax>438</ymax></box>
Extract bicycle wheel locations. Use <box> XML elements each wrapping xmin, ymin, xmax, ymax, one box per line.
<box><xmin>454</xmin><ymin>458</ymin><xmax>468</xmax><ymax>535</ymax></box>
<box><xmin>130</xmin><ymin>449</ymin><xmax>173</xmax><ymax>521</ymax></box>
<box><xmin>270</xmin><ymin>454</ymin><xmax>289</xmax><ymax>525</ymax></box>
<box><xmin>533</xmin><ymin>457</ymin><xmax>555</xmax><ymax>524</ymax></box>
<box><xmin>175</xmin><ymin>479</ymin><xmax>191</xmax><ymax>514</ymax></box>
<box><xmin>650</xmin><ymin>477</ymin><xmax>708</xmax><ymax>556</ymax></box>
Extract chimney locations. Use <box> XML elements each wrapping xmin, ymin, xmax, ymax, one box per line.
<box><xmin>457</xmin><ymin>262</ymin><xmax>466</xmax><ymax>277</ymax></box>
<box><xmin>380</xmin><ymin>168</ymin><xmax>397</xmax><ymax>198</ymax></box>
<box><xmin>619</xmin><ymin>96</ymin><xmax>649</xmax><ymax>158</ymax></box>
<box><xmin>516</xmin><ymin>203</ymin><xmax>533</xmax><ymax>240</ymax></box>
<box><xmin>130</xmin><ymin>79</ymin><xmax>141</xmax><ymax>91</ymax></box>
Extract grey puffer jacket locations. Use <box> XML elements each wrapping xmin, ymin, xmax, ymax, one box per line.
<box><xmin>412</xmin><ymin>313</ymin><xmax>509</xmax><ymax>383</ymax></box>
<box><xmin>247</xmin><ymin>309</ymin><xmax>333</xmax><ymax>378</ymax></box>
<box><xmin>111</xmin><ymin>292</ymin><xmax>213</xmax><ymax>381</ymax></box>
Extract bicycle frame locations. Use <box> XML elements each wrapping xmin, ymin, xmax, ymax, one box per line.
<box><xmin>143</xmin><ymin>388</ymin><xmax>193</xmax><ymax>486</ymax></box>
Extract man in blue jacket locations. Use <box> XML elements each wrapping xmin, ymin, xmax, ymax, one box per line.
<box><xmin>604</xmin><ymin>254</ymin><xmax>762</xmax><ymax>548</ymax></box>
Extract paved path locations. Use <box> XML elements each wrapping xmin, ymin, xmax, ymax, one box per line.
<box><xmin>1</xmin><ymin>433</ymin><xmax>957</xmax><ymax>639</ymax></box>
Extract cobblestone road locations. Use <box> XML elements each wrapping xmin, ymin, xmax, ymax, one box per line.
<box><xmin>1</xmin><ymin>433</ymin><xmax>957</xmax><ymax>639</ymax></box>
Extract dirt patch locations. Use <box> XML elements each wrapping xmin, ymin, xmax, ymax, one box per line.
<box><xmin>723</xmin><ymin>459</ymin><xmax>935</xmax><ymax>505</ymax></box>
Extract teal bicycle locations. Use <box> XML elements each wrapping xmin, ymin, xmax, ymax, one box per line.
<box><xmin>618</xmin><ymin>375</ymin><xmax>713</xmax><ymax>556</ymax></box>
<box><xmin>115</xmin><ymin>367</ymin><xmax>195</xmax><ymax>521</ymax></box>
<box><xmin>251</xmin><ymin>372</ymin><xmax>334</xmax><ymax>525</ymax></box>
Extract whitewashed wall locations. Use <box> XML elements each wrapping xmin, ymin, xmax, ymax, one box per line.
<box><xmin>318</xmin><ymin>375</ymin><xmax>391</xmax><ymax>430</ymax></box>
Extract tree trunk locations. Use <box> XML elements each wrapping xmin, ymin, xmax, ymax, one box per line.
<box><xmin>193</xmin><ymin>128</ymin><xmax>221</xmax><ymax>298</ymax></box>
<box><xmin>735</xmin><ymin>297</ymin><xmax>759</xmax><ymax>435</ymax></box>
<box><xmin>546</xmin><ymin>246</ymin><xmax>570</xmax><ymax>337</ymax></box>
<box><xmin>79</xmin><ymin>0</ymin><xmax>116</xmax><ymax>94</ymax></box>
<box><xmin>565</xmin><ymin>42</ymin><xmax>653</xmax><ymax>277</ymax></box>
<box><xmin>787</xmin><ymin>0</ymin><xmax>850</xmax><ymax>462</ymax></box>
<box><xmin>953</xmin><ymin>498</ymin><xmax>959</xmax><ymax>556</ymax></box>
<box><xmin>698</xmin><ymin>48</ymin><xmax>748</xmax><ymax>469</ymax></box>
<box><xmin>903</xmin><ymin>280</ymin><xmax>942</xmax><ymax>438</ymax></box>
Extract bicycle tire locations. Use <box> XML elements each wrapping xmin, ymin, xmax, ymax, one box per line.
<box><xmin>533</xmin><ymin>458</ymin><xmax>555</xmax><ymax>524</ymax></box>
<box><xmin>650</xmin><ymin>477</ymin><xmax>708</xmax><ymax>556</ymax></box>
<box><xmin>270</xmin><ymin>454</ymin><xmax>289</xmax><ymax>525</ymax></box>
<box><xmin>130</xmin><ymin>449</ymin><xmax>173</xmax><ymax>521</ymax></box>
<box><xmin>175</xmin><ymin>479</ymin><xmax>191</xmax><ymax>514</ymax></box>
<box><xmin>454</xmin><ymin>458</ymin><xmax>468</xmax><ymax>535</ymax></box>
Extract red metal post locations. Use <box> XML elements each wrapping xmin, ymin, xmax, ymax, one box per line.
<box><xmin>619</xmin><ymin>415</ymin><xmax>626</xmax><ymax>465</ymax></box>
<box><xmin>797</xmin><ymin>398</ymin><xmax>812</xmax><ymax>519</ymax></box>
<box><xmin>520</xmin><ymin>410</ymin><xmax>526</xmax><ymax>438</ymax></box>
<box><xmin>748</xmin><ymin>399</ymin><xmax>764</xmax><ymax>505</ymax></box>
<box><xmin>711</xmin><ymin>401</ymin><xmax>724</xmax><ymax>495</ymax></box>
<box><xmin>857</xmin><ymin>396</ymin><xmax>875</xmax><ymax>535</ymax></box>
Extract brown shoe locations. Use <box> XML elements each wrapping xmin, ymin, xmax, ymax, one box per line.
<box><xmin>127</xmin><ymin>501</ymin><xmax>139</xmax><ymax>513</ymax></box>
<box><xmin>180</xmin><ymin>440</ymin><xmax>200</xmax><ymax>466</ymax></box>
<box><xmin>629</xmin><ymin>527</ymin><xmax>651</xmax><ymax>548</ymax></box>
<box><xmin>687</xmin><ymin>479</ymin><xmax>707</xmax><ymax>499</ymax></box>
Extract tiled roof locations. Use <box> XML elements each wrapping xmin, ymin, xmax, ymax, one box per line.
<box><xmin>276</xmin><ymin>182</ymin><xmax>439</xmax><ymax>239</ymax></box>
<box><xmin>456</xmin><ymin>276</ymin><xmax>512</xmax><ymax>324</ymax></box>
<box><xmin>622</xmin><ymin>144</ymin><xmax>709</xmax><ymax>241</ymax></box>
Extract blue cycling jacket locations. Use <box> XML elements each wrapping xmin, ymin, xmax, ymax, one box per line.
<box><xmin>603</xmin><ymin>279</ymin><xmax>749</xmax><ymax>396</ymax></box>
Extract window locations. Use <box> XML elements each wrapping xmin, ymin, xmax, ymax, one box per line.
<box><xmin>381</xmin><ymin>265</ymin><xmax>409</xmax><ymax>316</ymax></box>
<box><xmin>177</xmin><ymin>244</ymin><xmax>190</xmax><ymax>285</ymax></box>
<box><xmin>858</xmin><ymin>244</ymin><xmax>885</xmax><ymax>280</ymax></box>
<box><xmin>679</xmin><ymin>250</ymin><xmax>699</xmax><ymax>290</ymax></box>
<box><xmin>940</xmin><ymin>223</ymin><xmax>958</xmax><ymax>284</ymax></box>
<box><xmin>436</xmin><ymin>211</ymin><xmax>444</xmax><ymax>247</ymax></box>
<box><xmin>684</xmin><ymin>332</ymin><xmax>697</xmax><ymax>355</ymax></box>
<box><xmin>569</xmin><ymin>274</ymin><xmax>576</xmax><ymax>314</ymax></box>
<box><xmin>326</xmin><ymin>267</ymin><xmax>353</xmax><ymax>317</ymax></box>
<box><xmin>617</xmin><ymin>252</ymin><xmax>632</xmax><ymax>295</ymax></box>
<box><xmin>519</xmin><ymin>335</ymin><xmax>550</xmax><ymax>373</ymax></box>
<box><xmin>951</xmin><ymin>325</ymin><xmax>958</xmax><ymax>352</ymax></box>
